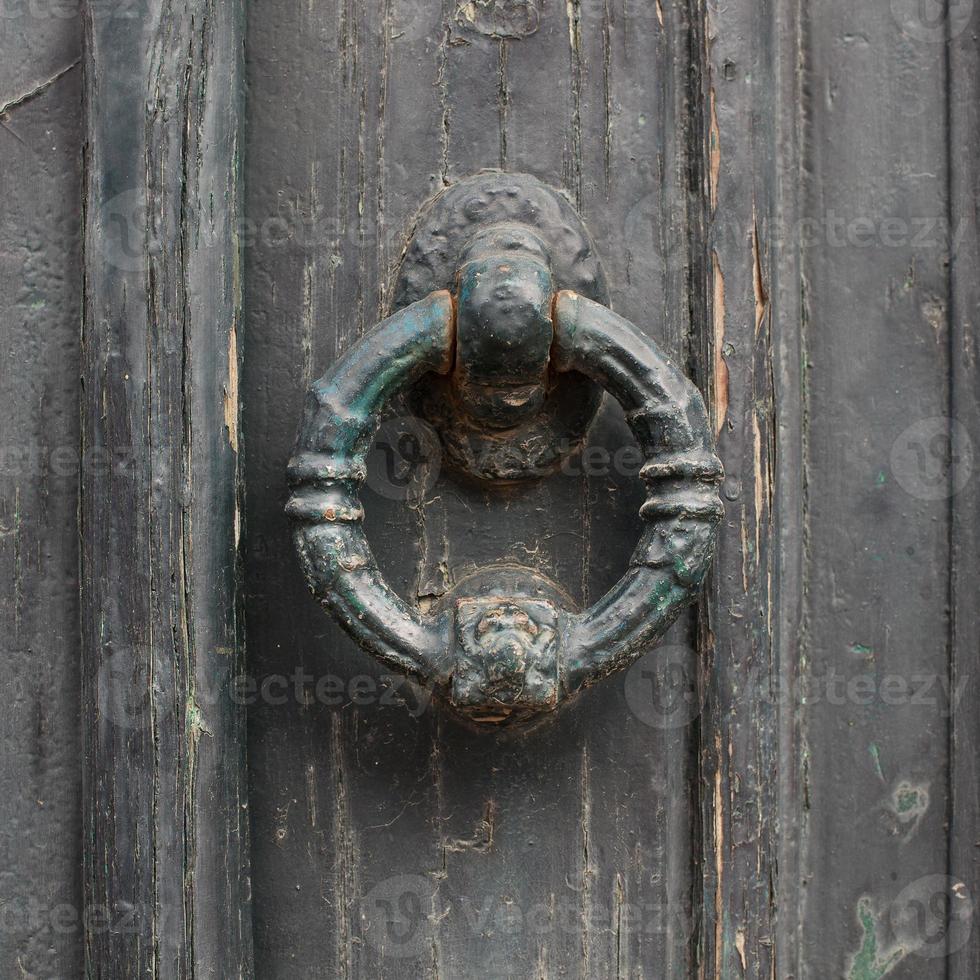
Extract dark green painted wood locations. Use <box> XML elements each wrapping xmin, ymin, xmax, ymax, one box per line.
<box><xmin>80</xmin><ymin>0</ymin><xmax>252</xmax><ymax>974</ymax></box>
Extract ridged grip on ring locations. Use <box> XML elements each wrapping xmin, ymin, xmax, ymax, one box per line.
<box><xmin>285</xmin><ymin>291</ymin><xmax>456</xmax><ymax>683</ymax></box>
<box><xmin>552</xmin><ymin>291</ymin><xmax>724</xmax><ymax>691</ymax></box>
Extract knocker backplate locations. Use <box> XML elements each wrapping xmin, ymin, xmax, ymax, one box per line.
<box><xmin>391</xmin><ymin>171</ymin><xmax>610</xmax><ymax>482</ymax></box>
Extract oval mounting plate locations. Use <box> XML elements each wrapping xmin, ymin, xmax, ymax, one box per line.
<box><xmin>391</xmin><ymin>171</ymin><xmax>609</xmax><ymax>482</ymax></box>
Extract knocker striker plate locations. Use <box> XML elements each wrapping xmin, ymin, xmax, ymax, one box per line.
<box><xmin>392</xmin><ymin>171</ymin><xmax>609</xmax><ymax>482</ymax></box>
<box><xmin>286</xmin><ymin>171</ymin><xmax>724</xmax><ymax>730</ymax></box>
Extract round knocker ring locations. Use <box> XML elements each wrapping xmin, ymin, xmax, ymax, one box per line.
<box><xmin>286</xmin><ymin>173</ymin><xmax>723</xmax><ymax>729</ymax></box>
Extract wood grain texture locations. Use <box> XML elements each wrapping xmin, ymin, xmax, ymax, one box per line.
<box><xmin>694</xmin><ymin>0</ymin><xmax>980</xmax><ymax>976</ymax></box>
<box><xmin>0</xmin><ymin>11</ymin><xmax>84</xmax><ymax>979</ymax></box>
<box><xmin>243</xmin><ymin>1</ymin><xmax>706</xmax><ymax>976</ymax></box>
<box><xmin>81</xmin><ymin>0</ymin><xmax>252</xmax><ymax>974</ymax></box>
<box><xmin>691</xmin><ymin>0</ymin><xmax>788</xmax><ymax>974</ymax></box>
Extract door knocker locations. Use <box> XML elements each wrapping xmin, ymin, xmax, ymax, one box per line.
<box><xmin>286</xmin><ymin>172</ymin><xmax>723</xmax><ymax>728</ymax></box>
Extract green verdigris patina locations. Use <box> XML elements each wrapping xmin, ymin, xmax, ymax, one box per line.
<box><xmin>285</xmin><ymin>173</ymin><xmax>724</xmax><ymax>728</ymax></box>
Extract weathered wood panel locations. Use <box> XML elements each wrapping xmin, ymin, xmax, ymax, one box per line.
<box><xmin>80</xmin><ymin>0</ymin><xmax>252</xmax><ymax>974</ymax></box>
<box><xmin>0</xmin><ymin>0</ymin><xmax>975</xmax><ymax>976</ymax></box>
<box><xmin>243</xmin><ymin>1</ymin><xmax>707</xmax><ymax>976</ymax></box>
<box><xmin>696</xmin><ymin>1</ymin><xmax>980</xmax><ymax>976</ymax></box>
<box><xmin>800</xmin><ymin>1</ymin><xmax>963</xmax><ymax>977</ymax></box>
<box><xmin>242</xmin><ymin>0</ymin><xmax>979</xmax><ymax>977</ymax></box>
<box><xmin>692</xmin><ymin>0</ymin><xmax>783</xmax><ymax>973</ymax></box>
<box><xmin>0</xmin><ymin>10</ymin><xmax>84</xmax><ymax>978</ymax></box>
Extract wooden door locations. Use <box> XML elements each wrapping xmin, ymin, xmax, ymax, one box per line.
<box><xmin>2</xmin><ymin>0</ymin><xmax>977</xmax><ymax>978</ymax></box>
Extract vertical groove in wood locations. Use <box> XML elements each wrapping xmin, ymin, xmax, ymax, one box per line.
<box><xmin>80</xmin><ymin>0</ymin><xmax>252</xmax><ymax>974</ymax></box>
<box><xmin>947</xmin><ymin>11</ymin><xmax>979</xmax><ymax>978</ymax></box>
<box><xmin>770</xmin><ymin>0</ymin><xmax>808</xmax><ymax>974</ymax></box>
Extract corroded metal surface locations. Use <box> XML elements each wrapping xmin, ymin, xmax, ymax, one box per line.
<box><xmin>395</xmin><ymin>171</ymin><xmax>607</xmax><ymax>481</ymax></box>
<box><xmin>393</xmin><ymin>172</ymin><xmax>608</xmax><ymax>308</ymax></box>
<box><xmin>287</xmin><ymin>198</ymin><xmax>723</xmax><ymax>728</ymax></box>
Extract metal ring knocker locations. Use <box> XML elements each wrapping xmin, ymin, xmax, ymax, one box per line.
<box><xmin>286</xmin><ymin>173</ymin><xmax>723</xmax><ymax>728</ymax></box>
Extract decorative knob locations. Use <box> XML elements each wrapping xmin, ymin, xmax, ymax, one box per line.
<box><xmin>286</xmin><ymin>172</ymin><xmax>723</xmax><ymax>729</ymax></box>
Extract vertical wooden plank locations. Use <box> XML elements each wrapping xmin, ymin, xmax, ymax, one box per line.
<box><xmin>769</xmin><ymin>0</ymin><xmax>807</xmax><ymax>973</ymax></box>
<box><xmin>81</xmin><ymin>0</ymin><xmax>252</xmax><ymax>974</ymax></box>
<box><xmin>243</xmin><ymin>2</ymin><xmax>413</xmax><ymax>973</ymax></box>
<box><xmin>800</xmin><ymin>0</ymin><xmax>954</xmax><ymax>976</ymax></box>
<box><xmin>575</xmin><ymin>4</ymin><xmax>705</xmax><ymax>976</ymax></box>
<box><xmin>948</xmin><ymin>10</ymin><xmax>980</xmax><ymax>978</ymax></box>
<box><xmin>244</xmin><ymin>1</ymin><xmax>704</xmax><ymax>977</ymax></box>
<box><xmin>0</xmin><ymin>10</ymin><xmax>84</xmax><ymax>978</ymax></box>
<box><xmin>691</xmin><ymin>0</ymin><xmax>792</xmax><ymax>974</ymax></box>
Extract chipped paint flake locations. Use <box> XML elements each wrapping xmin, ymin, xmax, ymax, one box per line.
<box><xmin>711</xmin><ymin>250</ymin><xmax>729</xmax><ymax>436</ymax></box>
<box><xmin>709</xmin><ymin>88</ymin><xmax>721</xmax><ymax>212</ymax></box>
<box><xmin>752</xmin><ymin>215</ymin><xmax>769</xmax><ymax>334</ymax></box>
<box><xmin>847</xmin><ymin>897</ymin><xmax>906</xmax><ymax>980</ymax></box>
<box><xmin>224</xmin><ymin>322</ymin><xmax>239</xmax><ymax>453</ymax></box>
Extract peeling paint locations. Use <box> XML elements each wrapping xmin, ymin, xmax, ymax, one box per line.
<box><xmin>711</xmin><ymin>250</ymin><xmax>729</xmax><ymax>435</ymax></box>
<box><xmin>892</xmin><ymin>781</ymin><xmax>928</xmax><ymax>820</ymax></box>
<box><xmin>877</xmin><ymin>780</ymin><xmax>930</xmax><ymax>841</ymax></box>
<box><xmin>752</xmin><ymin>216</ymin><xmax>769</xmax><ymax>334</ymax></box>
<box><xmin>224</xmin><ymin>322</ymin><xmax>239</xmax><ymax>453</ymax></box>
<box><xmin>709</xmin><ymin>88</ymin><xmax>721</xmax><ymax>213</ymax></box>
<box><xmin>869</xmin><ymin>744</ymin><xmax>885</xmax><ymax>782</ymax></box>
<box><xmin>445</xmin><ymin>799</ymin><xmax>496</xmax><ymax>853</ymax></box>
<box><xmin>456</xmin><ymin>0</ymin><xmax>540</xmax><ymax>38</ymax></box>
<box><xmin>847</xmin><ymin>898</ymin><xmax>906</xmax><ymax>980</ymax></box>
